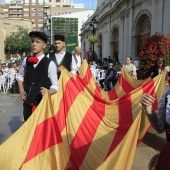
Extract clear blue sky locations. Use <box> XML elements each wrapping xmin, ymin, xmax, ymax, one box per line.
<box><xmin>74</xmin><ymin>0</ymin><xmax>97</xmax><ymax>9</ymax></box>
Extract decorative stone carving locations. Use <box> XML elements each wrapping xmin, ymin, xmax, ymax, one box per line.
<box><xmin>119</xmin><ymin>8</ymin><xmax>130</xmax><ymax>20</ymax></box>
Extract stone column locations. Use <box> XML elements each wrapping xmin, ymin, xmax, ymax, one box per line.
<box><xmin>0</xmin><ymin>3</ymin><xmax>5</xmax><ymax>62</ymax></box>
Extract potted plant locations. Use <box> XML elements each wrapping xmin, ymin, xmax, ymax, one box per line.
<box><xmin>89</xmin><ymin>36</ymin><xmax>99</xmax><ymax>44</ymax></box>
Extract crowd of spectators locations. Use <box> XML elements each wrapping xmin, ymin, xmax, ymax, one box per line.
<box><xmin>0</xmin><ymin>60</ymin><xmax>21</xmax><ymax>93</ymax></box>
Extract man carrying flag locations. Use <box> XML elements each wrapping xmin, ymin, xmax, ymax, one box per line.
<box><xmin>17</xmin><ymin>31</ymin><xmax>58</xmax><ymax>121</ymax></box>
<box><xmin>48</xmin><ymin>34</ymin><xmax>77</xmax><ymax>78</ymax></box>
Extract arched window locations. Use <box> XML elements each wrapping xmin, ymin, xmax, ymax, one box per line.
<box><xmin>136</xmin><ymin>14</ymin><xmax>151</xmax><ymax>55</ymax></box>
<box><xmin>98</xmin><ymin>35</ymin><xmax>102</xmax><ymax>60</ymax></box>
<box><xmin>83</xmin><ymin>41</ymin><xmax>86</xmax><ymax>58</ymax></box>
<box><xmin>112</xmin><ymin>27</ymin><xmax>119</xmax><ymax>62</ymax></box>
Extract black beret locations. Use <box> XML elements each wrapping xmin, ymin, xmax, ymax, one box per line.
<box><xmin>54</xmin><ymin>34</ymin><xmax>65</xmax><ymax>42</ymax></box>
<box><xmin>29</xmin><ymin>31</ymin><xmax>48</xmax><ymax>43</ymax></box>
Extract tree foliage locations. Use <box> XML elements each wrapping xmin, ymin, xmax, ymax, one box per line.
<box><xmin>4</xmin><ymin>26</ymin><xmax>31</xmax><ymax>60</ymax></box>
<box><xmin>138</xmin><ymin>32</ymin><xmax>170</xmax><ymax>79</ymax></box>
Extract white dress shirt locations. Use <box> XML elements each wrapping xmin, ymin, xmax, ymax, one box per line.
<box><xmin>47</xmin><ymin>51</ymin><xmax>77</xmax><ymax>76</ymax></box>
<box><xmin>75</xmin><ymin>55</ymin><xmax>82</xmax><ymax>69</ymax></box>
<box><xmin>17</xmin><ymin>54</ymin><xmax>58</xmax><ymax>91</ymax></box>
<box><xmin>123</xmin><ymin>63</ymin><xmax>137</xmax><ymax>78</ymax></box>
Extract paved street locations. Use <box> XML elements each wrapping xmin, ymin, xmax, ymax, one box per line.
<box><xmin>0</xmin><ymin>92</ymin><xmax>24</xmax><ymax>144</ymax></box>
<box><xmin>0</xmin><ymin>92</ymin><xmax>167</xmax><ymax>169</ymax></box>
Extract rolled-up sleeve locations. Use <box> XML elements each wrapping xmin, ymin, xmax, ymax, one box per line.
<box><xmin>48</xmin><ymin>61</ymin><xmax>59</xmax><ymax>92</ymax></box>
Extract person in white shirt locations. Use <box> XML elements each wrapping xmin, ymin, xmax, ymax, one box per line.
<box><xmin>1</xmin><ymin>64</ymin><xmax>9</xmax><ymax>78</ymax></box>
<box><xmin>123</xmin><ymin>56</ymin><xmax>137</xmax><ymax>79</ymax></box>
<box><xmin>47</xmin><ymin>34</ymin><xmax>77</xmax><ymax>77</ymax></box>
<box><xmin>72</xmin><ymin>46</ymin><xmax>82</xmax><ymax>70</ymax></box>
<box><xmin>0</xmin><ymin>70</ymin><xmax>6</xmax><ymax>92</ymax></box>
<box><xmin>17</xmin><ymin>31</ymin><xmax>58</xmax><ymax>121</ymax></box>
<box><xmin>7</xmin><ymin>63</ymin><xmax>16</xmax><ymax>88</ymax></box>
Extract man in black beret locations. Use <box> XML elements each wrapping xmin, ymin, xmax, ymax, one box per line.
<box><xmin>48</xmin><ymin>34</ymin><xmax>77</xmax><ymax>78</ymax></box>
<box><xmin>17</xmin><ymin>31</ymin><xmax>58</xmax><ymax>121</ymax></box>
<box><xmin>29</xmin><ymin>31</ymin><xmax>48</xmax><ymax>43</ymax></box>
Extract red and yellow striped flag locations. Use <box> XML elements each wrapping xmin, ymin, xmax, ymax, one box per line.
<box><xmin>78</xmin><ymin>60</ymin><xmax>151</xmax><ymax>100</ymax></box>
<box><xmin>0</xmin><ymin>66</ymin><xmax>166</xmax><ymax>169</ymax></box>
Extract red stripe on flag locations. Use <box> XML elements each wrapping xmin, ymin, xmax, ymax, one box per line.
<box><xmin>23</xmin><ymin>117</ymin><xmax>63</xmax><ymax>163</ymax></box>
<box><xmin>56</xmin><ymin>76</ymin><xmax>86</xmax><ymax>133</ymax></box>
<box><xmin>82</xmin><ymin>67</ymin><xmax>92</xmax><ymax>84</ymax></box>
<box><xmin>23</xmin><ymin>76</ymin><xmax>86</xmax><ymax>164</ymax></box>
<box><xmin>142</xmin><ymin>79</ymin><xmax>158</xmax><ymax>110</ymax></box>
<box><xmin>119</xmin><ymin>75</ymin><xmax>134</xmax><ymax>94</ymax></box>
<box><xmin>105</xmin><ymin>93</ymin><xmax>133</xmax><ymax>158</ymax></box>
<box><xmin>69</xmin><ymin>87</ymin><xmax>106</xmax><ymax>168</ymax></box>
<box><xmin>108</xmin><ymin>88</ymin><xmax>118</xmax><ymax>100</ymax></box>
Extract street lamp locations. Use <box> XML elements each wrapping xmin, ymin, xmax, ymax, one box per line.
<box><xmin>90</xmin><ymin>18</ymin><xmax>98</xmax><ymax>62</ymax></box>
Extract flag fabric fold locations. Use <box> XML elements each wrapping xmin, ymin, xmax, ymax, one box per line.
<box><xmin>0</xmin><ymin>63</ymin><xmax>166</xmax><ymax>170</ymax></box>
<box><xmin>78</xmin><ymin>60</ymin><xmax>151</xmax><ymax>100</ymax></box>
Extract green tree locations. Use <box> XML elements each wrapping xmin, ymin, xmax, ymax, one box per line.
<box><xmin>4</xmin><ymin>26</ymin><xmax>31</xmax><ymax>60</ymax></box>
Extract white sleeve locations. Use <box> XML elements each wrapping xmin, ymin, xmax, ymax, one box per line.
<box><xmin>71</xmin><ymin>55</ymin><xmax>78</xmax><ymax>76</ymax></box>
<box><xmin>48</xmin><ymin>61</ymin><xmax>59</xmax><ymax>92</ymax></box>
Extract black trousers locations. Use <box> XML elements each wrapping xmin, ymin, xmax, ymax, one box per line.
<box><xmin>99</xmin><ymin>79</ymin><xmax>105</xmax><ymax>89</ymax></box>
<box><xmin>99</xmin><ymin>79</ymin><xmax>113</xmax><ymax>91</ymax></box>
<box><xmin>23</xmin><ymin>102</ymin><xmax>33</xmax><ymax>121</ymax></box>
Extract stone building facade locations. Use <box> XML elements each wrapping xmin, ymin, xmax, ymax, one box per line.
<box><xmin>0</xmin><ymin>3</ymin><xmax>5</xmax><ymax>62</ymax></box>
<box><xmin>0</xmin><ymin>3</ymin><xmax>32</xmax><ymax>62</ymax></box>
<box><xmin>80</xmin><ymin>0</ymin><xmax>170</xmax><ymax>64</ymax></box>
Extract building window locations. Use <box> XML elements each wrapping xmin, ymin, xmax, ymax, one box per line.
<box><xmin>32</xmin><ymin>13</ymin><xmax>35</xmax><ymax>16</ymax></box>
<box><xmin>138</xmin><ymin>15</ymin><xmax>151</xmax><ymax>34</ymax></box>
<box><xmin>24</xmin><ymin>8</ymin><xmax>29</xmax><ymax>11</ymax></box>
<box><xmin>38</xmin><ymin>24</ymin><xmax>43</xmax><ymax>27</ymax></box>
<box><xmin>44</xmin><ymin>27</ymin><xmax>47</xmax><ymax>31</ymax></box>
<box><xmin>112</xmin><ymin>27</ymin><xmax>119</xmax><ymax>61</ymax></box>
<box><xmin>38</xmin><ymin>0</ymin><xmax>43</xmax><ymax>3</ymax></box>
<box><xmin>136</xmin><ymin>14</ymin><xmax>151</xmax><ymax>56</ymax></box>
<box><xmin>38</xmin><ymin>13</ymin><xmax>43</xmax><ymax>17</ymax></box>
<box><xmin>24</xmin><ymin>14</ymin><xmax>29</xmax><ymax>16</ymax></box>
<box><xmin>38</xmin><ymin>19</ymin><xmax>43</xmax><ymax>22</ymax></box>
<box><xmin>3</xmin><ymin>9</ymin><xmax>8</xmax><ymax>12</ymax></box>
<box><xmin>4</xmin><ymin>14</ymin><xmax>8</xmax><ymax>17</ymax></box>
<box><xmin>38</xmin><ymin>8</ymin><xmax>43</xmax><ymax>11</ymax></box>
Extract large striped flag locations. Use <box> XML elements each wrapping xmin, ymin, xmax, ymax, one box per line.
<box><xmin>0</xmin><ymin>66</ymin><xmax>166</xmax><ymax>169</ymax></box>
<box><xmin>0</xmin><ymin>91</ymin><xmax>71</xmax><ymax>169</ymax></box>
<box><xmin>78</xmin><ymin>60</ymin><xmax>151</xmax><ymax>100</ymax></box>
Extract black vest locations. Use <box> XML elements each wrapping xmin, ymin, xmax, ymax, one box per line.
<box><xmin>24</xmin><ymin>56</ymin><xmax>51</xmax><ymax>106</ymax></box>
<box><xmin>49</xmin><ymin>52</ymin><xmax>72</xmax><ymax>72</ymax></box>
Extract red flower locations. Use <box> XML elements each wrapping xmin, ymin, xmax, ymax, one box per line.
<box><xmin>28</xmin><ymin>56</ymin><xmax>39</xmax><ymax>64</ymax></box>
